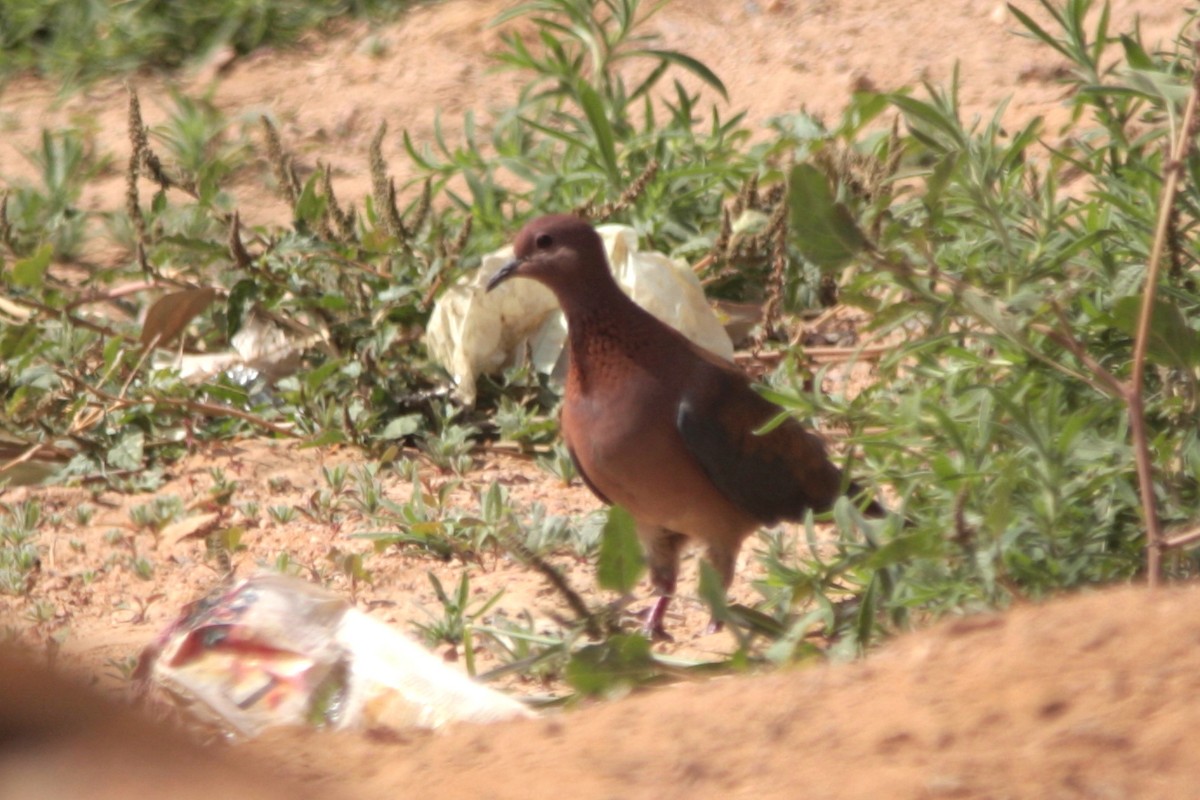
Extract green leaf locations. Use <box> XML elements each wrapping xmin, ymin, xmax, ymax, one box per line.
<box><xmin>787</xmin><ymin>163</ymin><xmax>869</xmax><ymax>268</ymax></box>
<box><xmin>11</xmin><ymin>244</ymin><xmax>53</xmax><ymax>288</ymax></box>
<box><xmin>226</xmin><ymin>279</ymin><xmax>258</xmax><ymax>339</ymax></box>
<box><xmin>639</xmin><ymin>49</ymin><xmax>728</xmax><ymax>100</ymax></box>
<box><xmin>959</xmin><ymin>288</ymin><xmax>1021</xmax><ymax>342</ymax></box>
<box><xmin>596</xmin><ymin>505</ymin><xmax>644</xmax><ymax>594</ymax></box>
<box><xmin>1008</xmin><ymin>4</ymin><xmax>1073</xmax><ymax>61</ymax></box>
<box><xmin>295</xmin><ymin>172</ymin><xmax>327</xmax><ymax>224</ymax></box>
<box><xmin>576</xmin><ymin>82</ymin><xmax>620</xmax><ymax>185</ymax></box>
<box><xmin>924</xmin><ymin>151</ymin><xmax>959</xmax><ymax>208</ymax></box>
<box><xmin>864</xmin><ymin>529</ymin><xmax>941</xmax><ymax>570</ymax></box>
<box><xmin>565</xmin><ymin>633</ymin><xmax>657</xmax><ymax>696</ymax></box>
<box><xmin>140</xmin><ymin>287</ymin><xmax>218</xmax><ymax>348</ymax></box>
<box><xmin>107</xmin><ymin>429</ymin><xmax>145</xmax><ymax>471</ymax></box>
<box><xmin>855</xmin><ymin>573</ymin><xmax>879</xmax><ymax>649</ymax></box>
<box><xmin>1119</xmin><ymin>34</ymin><xmax>1154</xmax><ymax>70</ymax></box>
<box><xmin>303</xmin><ymin>429</ymin><xmax>347</xmax><ymax>447</ymax></box>
<box><xmin>1112</xmin><ymin>296</ymin><xmax>1200</xmax><ymax>369</ymax></box>
<box><xmin>304</xmin><ymin>359</ymin><xmax>343</xmax><ymax>391</ymax></box>
<box><xmin>888</xmin><ymin>94</ymin><xmax>966</xmax><ymax>148</ymax></box>
<box><xmin>697</xmin><ymin>558</ymin><xmax>730</xmax><ymax>623</ymax></box>
<box><xmin>380</xmin><ymin>414</ymin><xmax>423</xmax><ymax>440</ymax></box>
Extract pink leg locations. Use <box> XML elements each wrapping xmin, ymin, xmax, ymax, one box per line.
<box><xmin>643</xmin><ymin>595</ymin><xmax>674</xmax><ymax>641</ymax></box>
<box><xmin>641</xmin><ymin>527</ymin><xmax>686</xmax><ymax>641</ymax></box>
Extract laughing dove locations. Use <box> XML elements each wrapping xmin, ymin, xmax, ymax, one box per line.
<box><xmin>487</xmin><ymin>214</ymin><xmax>884</xmax><ymax>637</ymax></box>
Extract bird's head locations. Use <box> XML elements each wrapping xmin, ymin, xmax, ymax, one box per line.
<box><xmin>485</xmin><ymin>214</ymin><xmax>613</xmax><ymax>301</ymax></box>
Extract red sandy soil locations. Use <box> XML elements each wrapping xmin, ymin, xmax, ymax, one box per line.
<box><xmin>1</xmin><ymin>1</ymin><xmax>1194</xmax><ymax>798</ymax></box>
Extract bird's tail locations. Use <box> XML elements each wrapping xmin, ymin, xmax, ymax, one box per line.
<box><xmin>847</xmin><ymin>481</ymin><xmax>889</xmax><ymax>519</ymax></box>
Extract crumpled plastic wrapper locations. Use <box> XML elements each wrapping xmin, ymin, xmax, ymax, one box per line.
<box><xmin>152</xmin><ymin>310</ymin><xmax>322</xmax><ymax>386</ymax></box>
<box><xmin>426</xmin><ymin>224</ymin><xmax>735</xmax><ymax>404</ymax></box>
<box><xmin>137</xmin><ymin>574</ymin><xmax>534</xmax><ymax>738</ymax></box>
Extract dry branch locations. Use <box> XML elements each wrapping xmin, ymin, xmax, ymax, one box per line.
<box><xmin>1131</xmin><ymin>47</ymin><xmax>1200</xmax><ymax>583</ymax></box>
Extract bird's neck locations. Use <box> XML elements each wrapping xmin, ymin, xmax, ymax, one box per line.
<box><xmin>559</xmin><ymin>280</ymin><xmax>655</xmax><ymax>396</ymax></box>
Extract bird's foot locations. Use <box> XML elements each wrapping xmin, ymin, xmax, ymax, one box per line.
<box><xmin>641</xmin><ymin>596</ymin><xmax>674</xmax><ymax>642</ymax></box>
<box><xmin>642</xmin><ymin>620</ymin><xmax>674</xmax><ymax>642</ymax></box>
<box><xmin>704</xmin><ymin>617</ymin><xmax>724</xmax><ymax>635</ymax></box>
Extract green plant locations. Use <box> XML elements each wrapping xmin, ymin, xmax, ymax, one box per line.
<box><xmin>408</xmin><ymin>0</ymin><xmax>752</xmax><ymax>245</ymax></box>
<box><xmin>347</xmin><ymin>463</ymin><xmax>387</xmax><ymax>516</ymax></box>
<box><xmin>536</xmin><ymin>440</ymin><xmax>579</xmax><ymax>485</ymax></box>
<box><xmin>238</xmin><ymin>500</ymin><xmax>261</xmax><ymax>523</ymax></box>
<box><xmin>104</xmin><ymin>654</ymin><xmax>139</xmax><ymax>682</ymax></box>
<box><xmin>128</xmin><ymin>495</ymin><xmax>184</xmax><ymax>534</ymax></box>
<box><xmin>3</xmin><ymin>128</ymin><xmax>109</xmax><ymax>260</ymax></box>
<box><xmin>0</xmin><ymin>0</ymin><xmax>410</xmax><ymax>86</ymax></box>
<box><xmin>412</xmin><ymin>571</ymin><xmax>504</xmax><ymax>674</ymax></box>
<box><xmin>25</xmin><ymin>598</ymin><xmax>57</xmax><ymax>624</ymax></box>
<box><xmin>129</xmin><ymin>555</ymin><xmax>155</xmax><ymax>580</ymax></box>
<box><xmin>0</xmin><ymin>0</ymin><xmax>1195</xmax><ymax>697</ymax></box>
<box><xmin>326</xmin><ymin>546</ymin><xmax>372</xmax><ymax>599</ymax></box>
<box><xmin>153</xmin><ymin>91</ymin><xmax>252</xmax><ymax>208</ymax></box>
<box><xmin>73</xmin><ymin>504</ymin><xmax>95</xmax><ymax>526</ymax></box>
<box><xmin>268</xmin><ymin>504</ymin><xmax>297</xmax><ymax>524</ymax></box>
<box><xmin>421</xmin><ymin>411</ymin><xmax>479</xmax><ymax>474</ymax></box>
<box><xmin>267</xmin><ymin>549</ymin><xmax>305</xmax><ymax>577</ymax></box>
<box><xmin>740</xmin><ymin>0</ymin><xmax>1200</xmax><ymax>652</ymax></box>
<box><xmin>474</xmin><ymin>610</ymin><xmax>571</xmax><ymax>685</ymax></box>
<box><xmin>0</xmin><ymin>501</ymin><xmax>43</xmax><ymax>595</ymax></box>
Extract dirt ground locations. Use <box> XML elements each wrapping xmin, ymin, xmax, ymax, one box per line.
<box><xmin>1</xmin><ymin>1</ymin><xmax>1195</xmax><ymax>798</ymax></box>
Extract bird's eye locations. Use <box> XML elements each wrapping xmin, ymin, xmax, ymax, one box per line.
<box><xmin>534</xmin><ymin>233</ymin><xmax>553</xmax><ymax>249</ymax></box>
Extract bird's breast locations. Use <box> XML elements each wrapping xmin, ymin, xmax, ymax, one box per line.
<box><xmin>562</xmin><ymin>364</ymin><xmax>755</xmax><ymax>540</ymax></box>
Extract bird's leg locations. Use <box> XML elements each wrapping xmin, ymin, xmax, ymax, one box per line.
<box><xmin>644</xmin><ymin>595</ymin><xmax>673</xmax><ymax>641</ymax></box>
<box><xmin>703</xmin><ymin>542</ymin><xmax>739</xmax><ymax>635</ymax></box>
<box><xmin>641</xmin><ymin>528</ymin><xmax>686</xmax><ymax>641</ymax></box>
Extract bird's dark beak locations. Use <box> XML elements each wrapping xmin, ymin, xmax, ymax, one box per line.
<box><xmin>485</xmin><ymin>258</ymin><xmax>522</xmax><ymax>292</ymax></box>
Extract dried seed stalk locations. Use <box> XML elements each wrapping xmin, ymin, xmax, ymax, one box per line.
<box><xmin>450</xmin><ymin>214</ymin><xmax>472</xmax><ymax>260</ymax></box>
<box><xmin>229</xmin><ymin>210</ymin><xmax>252</xmax><ymax>270</ymax></box>
<box><xmin>261</xmin><ymin>116</ymin><xmax>299</xmax><ymax>206</ymax></box>
<box><xmin>714</xmin><ymin>204</ymin><xmax>732</xmax><ymax>260</ymax></box>
<box><xmin>407</xmin><ymin>177</ymin><xmax>432</xmax><ymax>234</ymax></box>
<box><xmin>574</xmin><ymin>159</ymin><xmax>659</xmax><ymax>219</ymax></box>
<box><xmin>320</xmin><ymin>162</ymin><xmax>356</xmax><ymax>241</ymax></box>
<box><xmin>126</xmin><ymin>88</ymin><xmax>148</xmax><ymax>248</ymax></box>
<box><xmin>369</xmin><ymin>121</ymin><xmax>407</xmax><ymax>240</ymax></box>
<box><xmin>0</xmin><ymin>192</ymin><xmax>13</xmax><ymax>252</ymax></box>
<box><xmin>754</xmin><ymin>196</ymin><xmax>790</xmax><ymax>350</ymax></box>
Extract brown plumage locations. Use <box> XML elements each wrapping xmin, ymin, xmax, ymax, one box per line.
<box><xmin>487</xmin><ymin>214</ymin><xmax>883</xmax><ymax>638</ymax></box>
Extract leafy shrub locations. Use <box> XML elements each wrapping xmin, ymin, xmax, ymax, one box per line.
<box><xmin>1</xmin><ymin>0</ymin><xmax>1197</xmax><ymax>687</ymax></box>
<box><xmin>0</xmin><ymin>0</ymin><xmax>406</xmax><ymax>86</ymax></box>
<box><xmin>760</xmin><ymin>0</ymin><xmax>1200</xmax><ymax>653</ymax></box>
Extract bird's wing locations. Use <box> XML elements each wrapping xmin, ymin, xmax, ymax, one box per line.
<box><xmin>676</xmin><ymin>358</ymin><xmax>844</xmax><ymax>524</ymax></box>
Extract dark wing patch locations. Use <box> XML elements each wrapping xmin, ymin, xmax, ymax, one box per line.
<box><xmin>676</xmin><ymin>362</ymin><xmax>844</xmax><ymax>524</ymax></box>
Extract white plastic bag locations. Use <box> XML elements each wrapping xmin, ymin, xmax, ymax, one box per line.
<box><xmin>426</xmin><ymin>224</ymin><xmax>734</xmax><ymax>404</ymax></box>
<box><xmin>139</xmin><ymin>574</ymin><xmax>534</xmax><ymax>737</ymax></box>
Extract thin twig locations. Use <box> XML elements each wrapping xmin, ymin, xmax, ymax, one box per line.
<box><xmin>0</xmin><ymin>443</ymin><xmax>54</xmax><ymax>476</ymax></box>
<box><xmin>1030</xmin><ymin>319</ymin><xmax>1126</xmax><ymax>399</ymax></box>
<box><xmin>1131</xmin><ymin>49</ymin><xmax>1199</xmax><ymax>584</ymax></box>
<box><xmin>62</xmin><ymin>280</ymin><xmax>164</xmax><ymax>312</ymax></box>
<box><xmin>58</xmin><ymin>372</ymin><xmax>297</xmax><ymax>437</ymax></box>
<box><xmin>1163</xmin><ymin>525</ymin><xmax>1200</xmax><ymax>550</ymax></box>
<box><xmin>498</xmin><ymin>531</ymin><xmax>607</xmax><ymax>639</ymax></box>
<box><xmin>6</xmin><ymin>295</ymin><xmax>136</xmax><ymax>341</ymax></box>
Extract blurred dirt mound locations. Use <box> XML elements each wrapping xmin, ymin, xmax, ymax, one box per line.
<box><xmin>8</xmin><ymin>585</ymin><xmax>1197</xmax><ymax>798</ymax></box>
<box><xmin>253</xmin><ymin>584</ymin><xmax>1200</xmax><ymax>799</ymax></box>
<box><xmin>2</xmin><ymin>1</ymin><xmax>1192</xmax><ymax>798</ymax></box>
<box><xmin>0</xmin><ymin>650</ymin><xmax>323</xmax><ymax>800</ymax></box>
